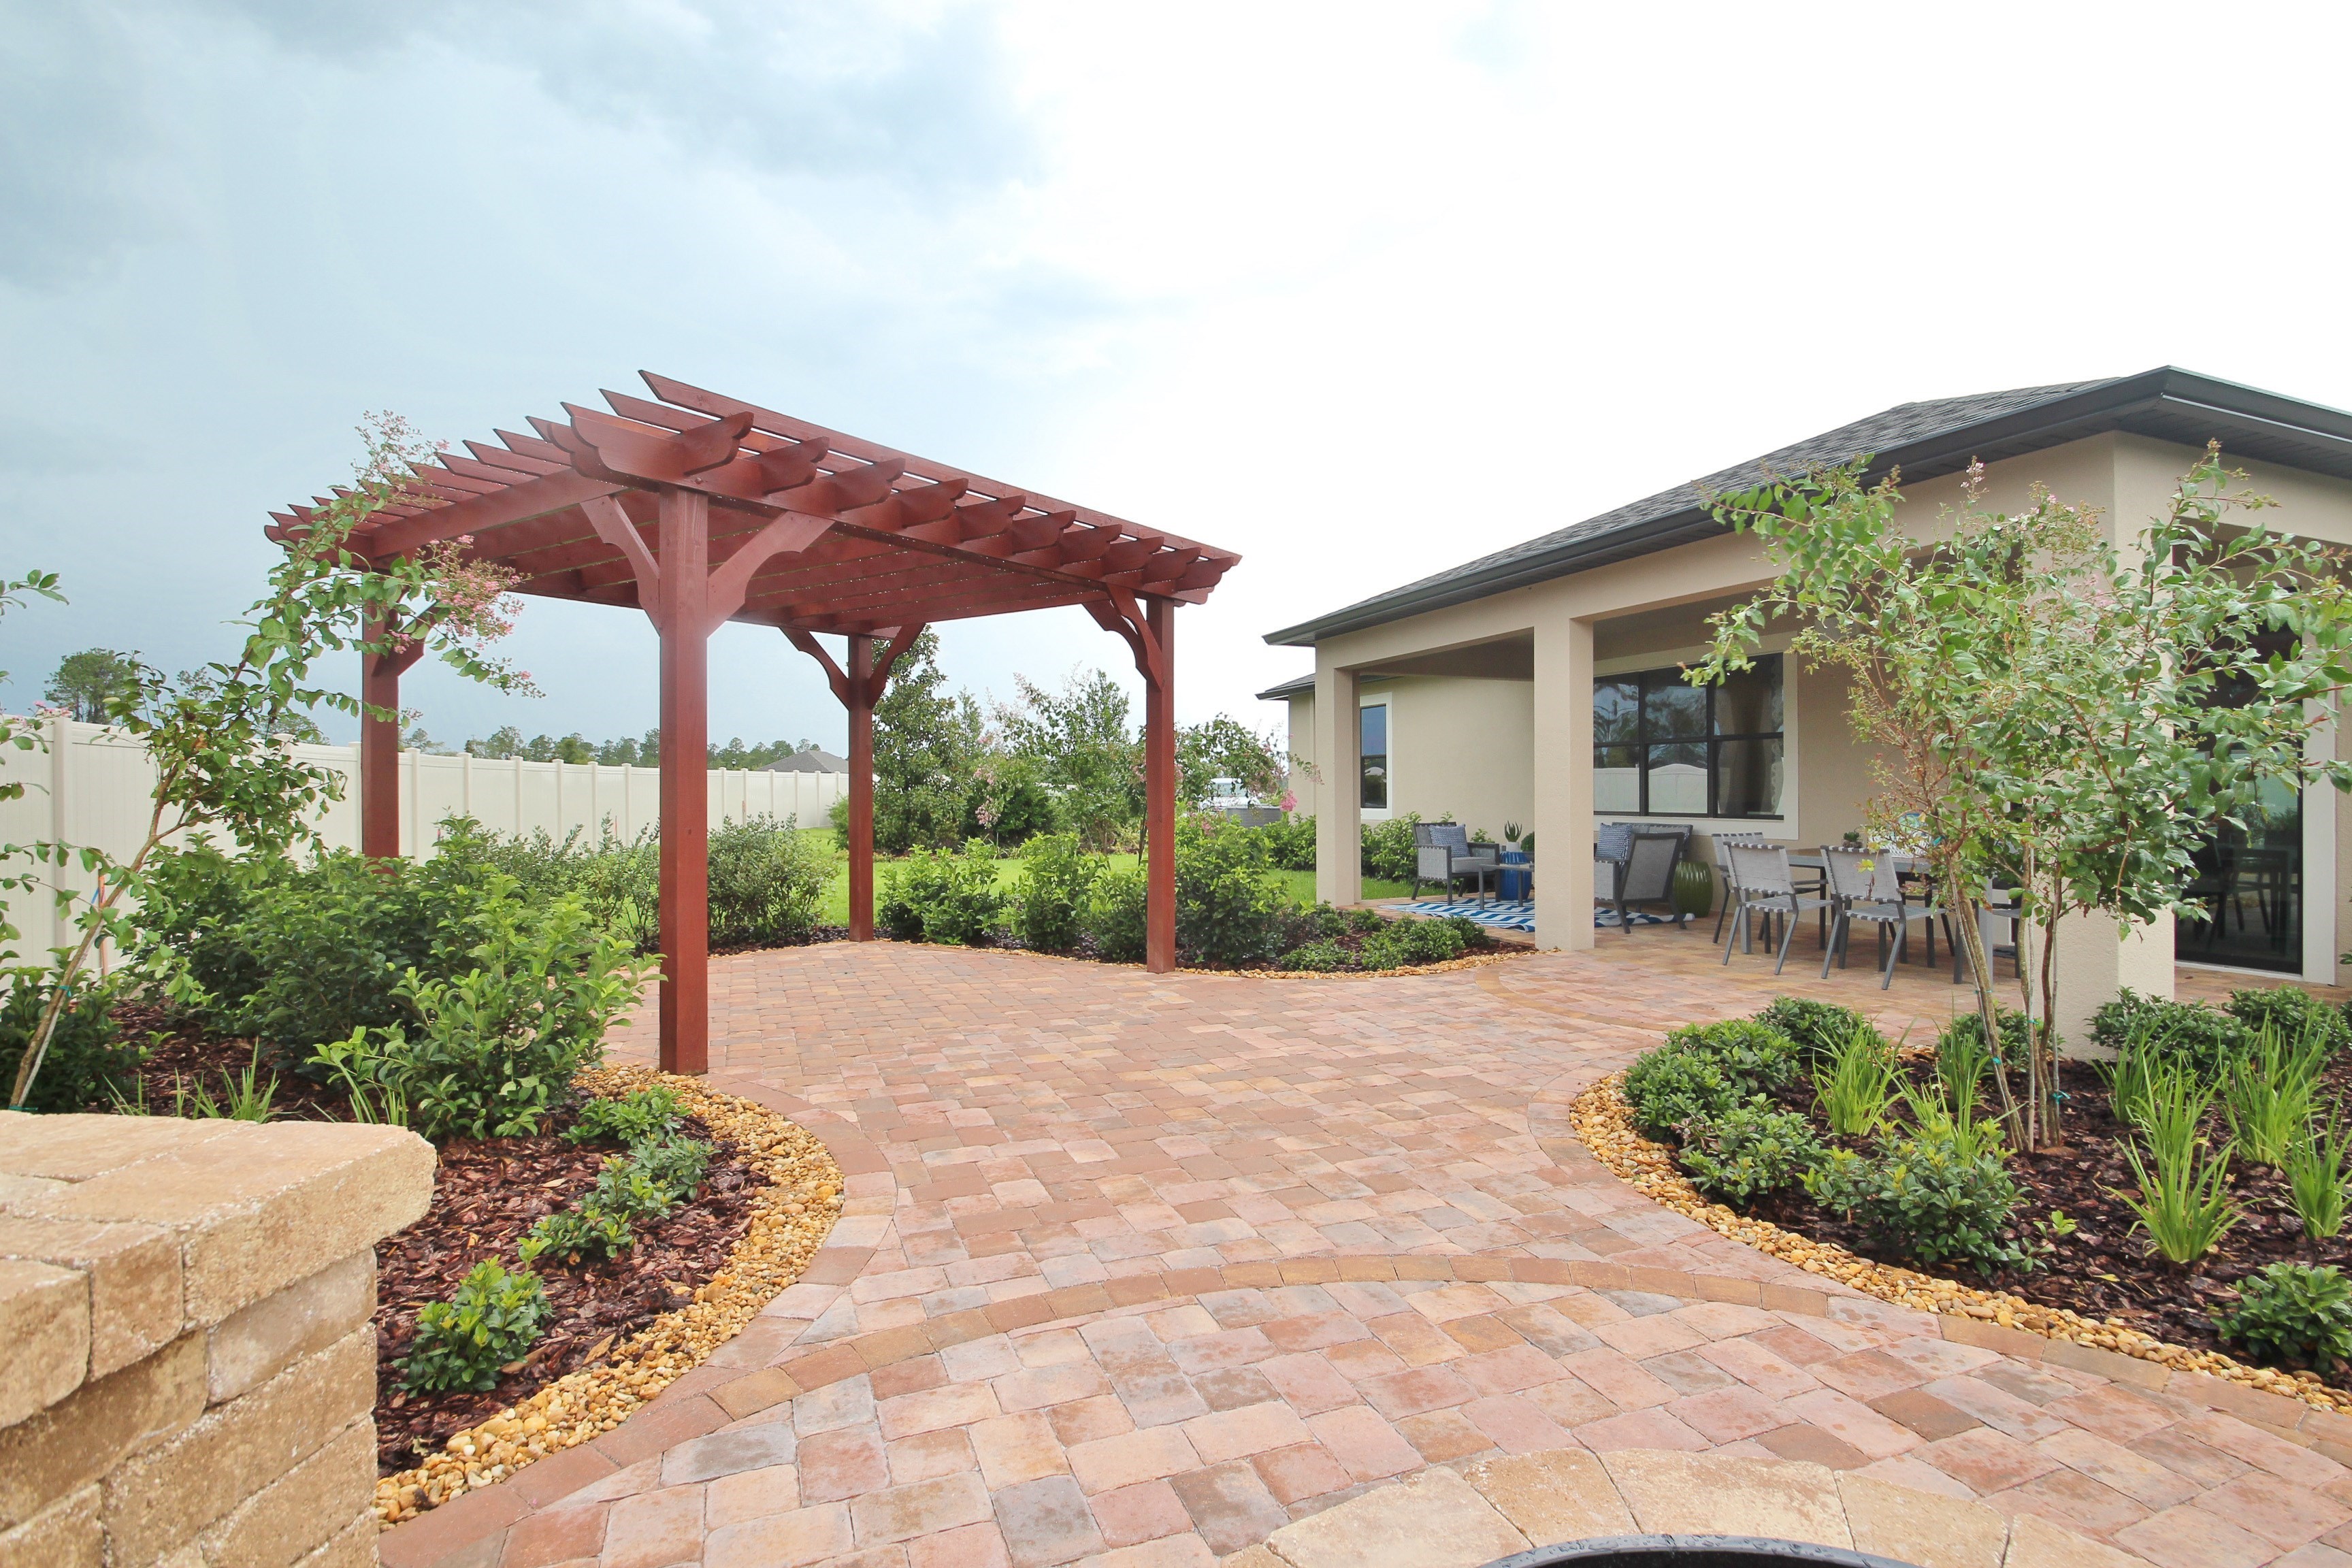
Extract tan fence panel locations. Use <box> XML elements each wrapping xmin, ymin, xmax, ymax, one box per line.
<box><xmin>0</xmin><ymin>722</ymin><xmax>847</xmax><ymax>956</ymax></box>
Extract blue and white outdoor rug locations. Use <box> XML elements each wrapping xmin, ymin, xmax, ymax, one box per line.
<box><xmin>1396</xmin><ymin>899</ymin><xmax>1690</xmax><ymax>933</ymax></box>
<box><xmin>1396</xmin><ymin>898</ymin><xmax>1536</xmax><ymax>932</ymax></box>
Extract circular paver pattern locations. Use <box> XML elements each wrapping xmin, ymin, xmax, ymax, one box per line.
<box><xmin>379</xmin><ymin>941</ymin><xmax>2352</xmax><ymax>1568</ymax></box>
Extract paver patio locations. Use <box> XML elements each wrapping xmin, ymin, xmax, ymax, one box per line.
<box><xmin>382</xmin><ymin>932</ymin><xmax>2352</xmax><ymax>1568</ymax></box>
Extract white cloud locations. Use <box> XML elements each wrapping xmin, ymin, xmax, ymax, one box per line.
<box><xmin>4</xmin><ymin>0</ymin><xmax>2350</xmax><ymax>752</ymax></box>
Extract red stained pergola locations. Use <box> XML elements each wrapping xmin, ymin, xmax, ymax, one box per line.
<box><xmin>265</xmin><ymin>373</ymin><xmax>1239</xmax><ymax>1073</ymax></box>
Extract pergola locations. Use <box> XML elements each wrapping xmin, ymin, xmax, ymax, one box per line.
<box><xmin>265</xmin><ymin>372</ymin><xmax>1240</xmax><ymax>1073</ymax></box>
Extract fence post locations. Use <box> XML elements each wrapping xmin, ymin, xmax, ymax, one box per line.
<box><xmin>48</xmin><ymin>717</ymin><xmax>71</xmax><ymax>950</ymax></box>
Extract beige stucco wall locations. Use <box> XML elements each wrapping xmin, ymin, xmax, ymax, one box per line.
<box><xmin>1279</xmin><ymin>678</ymin><xmax>1535</xmax><ymax>842</ymax></box>
<box><xmin>1278</xmin><ymin>426</ymin><xmax>2352</xmax><ymax>1047</ymax></box>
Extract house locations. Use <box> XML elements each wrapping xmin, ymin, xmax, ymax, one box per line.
<box><xmin>766</xmin><ymin>748</ymin><xmax>849</xmax><ymax>773</ymax></box>
<box><xmin>1261</xmin><ymin>369</ymin><xmax>2352</xmax><ymax>1039</ymax></box>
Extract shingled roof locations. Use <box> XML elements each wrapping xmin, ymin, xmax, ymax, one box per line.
<box><xmin>1265</xmin><ymin>367</ymin><xmax>2352</xmax><ymax>647</ymax></box>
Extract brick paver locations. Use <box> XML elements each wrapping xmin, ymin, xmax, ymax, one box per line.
<box><xmin>380</xmin><ymin>936</ymin><xmax>2352</xmax><ymax>1567</ymax></box>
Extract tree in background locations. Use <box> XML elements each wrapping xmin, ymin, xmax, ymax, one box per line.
<box><xmin>998</xmin><ymin>669</ymin><xmax>1141</xmax><ymax>850</ymax></box>
<box><xmin>1177</xmin><ymin>715</ymin><xmax>1284</xmax><ymax>807</ymax></box>
<box><xmin>871</xmin><ymin>629</ymin><xmax>985</xmax><ymax>853</ymax></box>
<box><xmin>44</xmin><ymin>648</ymin><xmax>140</xmax><ymax>723</ymax></box>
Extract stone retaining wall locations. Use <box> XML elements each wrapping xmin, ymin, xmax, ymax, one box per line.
<box><xmin>0</xmin><ymin>1113</ymin><xmax>434</xmax><ymax>1567</ymax></box>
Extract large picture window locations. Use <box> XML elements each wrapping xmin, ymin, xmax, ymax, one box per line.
<box><xmin>1594</xmin><ymin>655</ymin><xmax>1782</xmax><ymax>818</ymax></box>
<box><xmin>1360</xmin><ymin>702</ymin><xmax>1389</xmax><ymax>811</ymax></box>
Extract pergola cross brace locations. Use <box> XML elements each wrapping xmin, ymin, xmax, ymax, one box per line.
<box><xmin>271</xmin><ymin>372</ymin><xmax>1239</xmax><ymax>1073</ymax></box>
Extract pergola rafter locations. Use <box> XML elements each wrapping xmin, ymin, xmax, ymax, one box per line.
<box><xmin>267</xmin><ymin>372</ymin><xmax>1239</xmax><ymax>1073</ymax></box>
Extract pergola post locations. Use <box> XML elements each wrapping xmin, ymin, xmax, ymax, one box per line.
<box><xmin>785</xmin><ymin>625</ymin><xmax>924</xmax><ymax>947</ymax></box>
<box><xmin>656</xmin><ymin>489</ymin><xmax>711</xmax><ymax>1074</ymax></box>
<box><xmin>846</xmin><ymin>633</ymin><xmax>877</xmax><ymax>941</ymax></box>
<box><xmin>1089</xmin><ymin>591</ymin><xmax>1178</xmax><ymax>973</ymax></box>
<box><xmin>359</xmin><ymin>614</ymin><xmax>423</xmax><ymax>862</ymax></box>
<box><xmin>1144</xmin><ymin>598</ymin><xmax>1177</xmax><ymax>972</ymax></box>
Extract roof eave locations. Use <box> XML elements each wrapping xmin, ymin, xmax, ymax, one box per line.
<box><xmin>1264</xmin><ymin>367</ymin><xmax>2352</xmax><ymax>648</ymax></box>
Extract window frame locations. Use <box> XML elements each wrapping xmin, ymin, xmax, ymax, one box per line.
<box><xmin>1359</xmin><ymin>698</ymin><xmax>1392</xmax><ymax>817</ymax></box>
<box><xmin>1592</xmin><ymin>654</ymin><xmax>1784</xmax><ymax>820</ymax></box>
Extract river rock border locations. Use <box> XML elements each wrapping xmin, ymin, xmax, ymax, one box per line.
<box><xmin>1570</xmin><ymin>1071</ymin><xmax>2352</xmax><ymax>1416</ymax></box>
<box><xmin>372</xmin><ymin>1067</ymin><xmax>845</xmax><ymax>1526</ymax></box>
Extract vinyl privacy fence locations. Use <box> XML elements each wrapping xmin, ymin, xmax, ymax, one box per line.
<box><xmin>0</xmin><ymin>719</ymin><xmax>849</xmax><ymax>952</ymax></box>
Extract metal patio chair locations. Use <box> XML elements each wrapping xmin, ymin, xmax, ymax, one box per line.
<box><xmin>1598</xmin><ymin>829</ymin><xmax>1688</xmax><ymax>933</ymax></box>
<box><xmin>1722</xmin><ymin>843</ymin><xmax>1833</xmax><ymax>975</ymax></box>
<box><xmin>1709</xmin><ymin>831</ymin><xmax>1770</xmax><ymax>943</ymax></box>
<box><xmin>1818</xmin><ymin>845</ymin><xmax>1943</xmax><ymax>990</ymax></box>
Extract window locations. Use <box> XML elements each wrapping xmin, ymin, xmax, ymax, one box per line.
<box><xmin>1593</xmin><ymin>655</ymin><xmax>1782</xmax><ymax>817</ymax></box>
<box><xmin>1360</xmin><ymin>702</ymin><xmax>1389</xmax><ymax>811</ymax></box>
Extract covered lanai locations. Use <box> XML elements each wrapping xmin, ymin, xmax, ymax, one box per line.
<box><xmin>265</xmin><ymin>372</ymin><xmax>1241</xmax><ymax>1073</ymax></box>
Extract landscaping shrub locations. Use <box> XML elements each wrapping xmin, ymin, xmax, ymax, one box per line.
<box><xmin>1276</xmin><ymin>940</ymin><xmax>1350</xmax><ymax>973</ymax></box>
<box><xmin>1359</xmin><ymin>815</ymin><xmax>1420</xmax><ymax>882</ymax></box>
<box><xmin>2215</xmin><ymin>1263</ymin><xmax>2352</xmax><ymax>1371</ymax></box>
<box><xmin>1678</xmin><ymin>1104</ymin><xmax>1823</xmax><ymax>1203</ymax></box>
<box><xmin>2089</xmin><ymin>989</ymin><xmax>2252</xmax><ymax>1080</ymax></box>
<box><xmin>399</xmin><ymin>1260</ymin><xmax>550</xmax><ymax>1394</ymax></box>
<box><xmin>1937</xmin><ymin>1007</ymin><xmax>2034</xmax><ymax>1069</ymax></box>
<box><xmin>1360</xmin><ymin>917</ymin><xmax>1465</xmax><ymax>970</ymax></box>
<box><xmin>1806</xmin><ymin>1124</ymin><xmax>2028</xmax><ymax>1273</ymax></box>
<box><xmin>1281</xmin><ymin>903</ymin><xmax>1387</xmax><ymax>949</ymax></box>
<box><xmin>878</xmin><ymin>840</ymin><xmax>1005</xmax><ymax>946</ymax></box>
<box><xmin>136</xmin><ymin>841</ymin><xmax>496</xmax><ymax>1060</ymax></box>
<box><xmin>1083</xmin><ymin>869</ymin><xmax>1148</xmax><ymax>962</ymax></box>
<box><xmin>1624</xmin><ymin>1050</ymin><xmax>1744</xmax><ymax>1139</ymax></box>
<box><xmin>521</xmin><ymin>1133</ymin><xmax>714</xmax><ymax>1264</ymax></box>
<box><xmin>1011</xmin><ymin>832</ymin><xmax>1098</xmax><ymax>952</ymax></box>
<box><xmin>1256</xmin><ymin>814</ymin><xmax>1318</xmax><ymax>871</ymax></box>
<box><xmin>1665</xmin><ymin>1019</ymin><xmax>1803</xmax><ymax>1096</ymax></box>
<box><xmin>2287</xmin><ymin>1115</ymin><xmax>2352</xmax><ymax>1241</ymax></box>
<box><xmin>1175</xmin><ymin>816</ymin><xmax>1286</xmax><ymax>967</ymax></box>
<box><xmin>1752</xmin><ymin>998</ymin><xmax>1879</xmax><ymax>1068</ymax></box>
<box><xmin>308</xmin><ymin>897</ymin><xmax>644</xmax><ymax>1141</ymax></box>
<box><xmin>565</xmin><ymin>1085</ymin><xmax>685</xmax><ymax>1147</ymax></box>
<box><xmin>0</xmin><ymin>966</ymin><xmax>140</xmax><ymax>1113</ymax></box>
<box><xmin>2228</xmin><ymin>986</ymin><xmax>2351</xmax><ymax>1054</ymax></box>
<box><xmin>1814</xmin><ymin>1022</ymin><xmax>1898</xmax><ymax>1137</ymax></box>
<box><xmin>706</xmin><ymin>815</ymin><xmax>832</xmax><ymax>949</ymax></box>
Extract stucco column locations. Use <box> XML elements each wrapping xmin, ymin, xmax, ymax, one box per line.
<box><xmin>1533</xmin><ymin>615</ymin><xmax>1594</xmax><ymax>949</ymax></box>
<box><xmin>2044</xmin><ymin>911</ymin><xmax>2172</xmax><ymax>1057</ymax></box>
<box><xmin>1315</xmin><ymin>663</ymin><xmax>1362</xmax><ymax>905</ymax></box>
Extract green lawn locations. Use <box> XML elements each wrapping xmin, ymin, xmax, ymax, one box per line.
<box><xmin>819</xmin><ymin>847</ymin><xmax>1405</xmax><ymax>926</ymax></box>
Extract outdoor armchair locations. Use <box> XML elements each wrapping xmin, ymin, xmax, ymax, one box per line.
<box><xmin>1413</xmin><ymin>822</ymin><xmax>1499</xmax><ymax>900</ymax></box>
<box><xmin>1597</xmin><ymin>829</ymin><xmax>1688</xmax><ymax>932</ymax></box>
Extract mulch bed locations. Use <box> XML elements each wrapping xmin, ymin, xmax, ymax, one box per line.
<box><xmin>370</xmin><ymin>1113</ymin><xmax>763</xmax><ymax>1473</ymax></box>
<box><xmin>1739</xmin><ymin>1054</ymin><xmax>2352</xmax><ymax>1385</ymax></box>
<box><xmin>96</xmin><ymin>1006</ymin><xmax>770</xmax><ymax>1474</ymax></box>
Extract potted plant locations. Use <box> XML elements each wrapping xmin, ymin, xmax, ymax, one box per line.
<box><xmin>1499</xmin><ymin>822</ymin><xmax>1531</xmax><ymax>901</ymax></box>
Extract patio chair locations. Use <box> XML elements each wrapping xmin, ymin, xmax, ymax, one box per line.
<box><xmin>1413</xmin><ymin>821</ymin><xmax>1499</xmax><ymax>900</ymax></box>
<box><xmin>1818</xmin><ymin>845</ymin><xmax>1944</xmax><ymax>990</ymax></box>
<box><xmin>1597</xmin><ymin>830</ymin><xmax>1688</xmax><ymax>933</ymax></box>
<box><xmin>1722</xmin><ymin>844</ymin><xmax>1833</xmax><ymax>975</ymax></box>
<box><xmin>1708</xmin><ymin>832</ymin><xmax>1770</xmax><ymax>943</ymax></box>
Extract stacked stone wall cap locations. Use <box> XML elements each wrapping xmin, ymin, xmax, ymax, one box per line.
<box><xmin>1</xmin><ymin>1115</ymin><xmax>431</xmax><ymax>1332</ymax></box>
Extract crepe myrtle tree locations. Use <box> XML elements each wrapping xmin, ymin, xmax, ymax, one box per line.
<box><xmin>5</xmin><ymin>414</ymin><xmax>534</xmax><ymax>1111</ymax></box>
<box><xmin>1693</xmin><ymin>444</ymin><xmax>2352</xmax><ymax>1149</ymax></box>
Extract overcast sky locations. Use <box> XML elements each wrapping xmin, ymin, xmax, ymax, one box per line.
<box><xmin>6</xmin><ymin>1</ymin><xmax>2351</xmax><ymax>753</ymax></box>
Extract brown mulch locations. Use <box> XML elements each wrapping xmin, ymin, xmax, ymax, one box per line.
<box><xmin>93</xmin><ymin>1004</ymin><xmax>770</xmax><ymax>1475</ymax></box>
<box><xmin>1740</xmin><ymin>1056</ymin><xmax>2352</xmax><ymax>1384</ymax></box>
<box><xmin>369</xmin><ymin>1113</ymin><xmax>764</xmax><ymax>1473</ymax></box>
